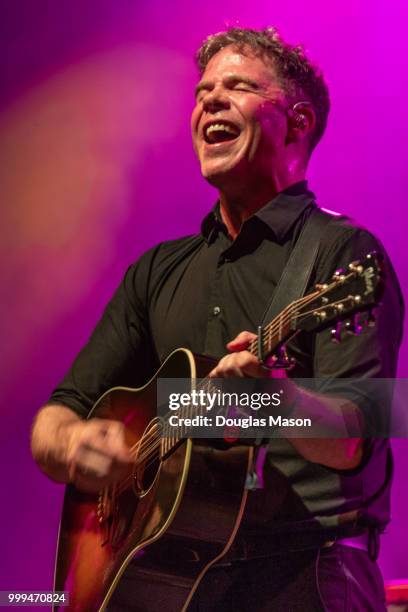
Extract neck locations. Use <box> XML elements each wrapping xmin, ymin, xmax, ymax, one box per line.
<box><xmin>219</xmin><ymin>173</ymin><xmax>305</xmax><ymax>240</ymax></box>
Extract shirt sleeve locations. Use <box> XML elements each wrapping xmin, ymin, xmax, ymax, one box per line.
<box><xmin>48</xmin><ymin>247</ymin><xmax>160</xmax><ymax>418</ymax></box>
<box><xmin>309</xmin><ymin>226</ymin><xmax>404</xmax><ymax>436</ymax></box>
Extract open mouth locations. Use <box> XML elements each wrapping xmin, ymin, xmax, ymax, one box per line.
<box><xmin>203</xmin><ymin>120</ymin><xmax>241</xmax><ymax>144</ymax></box>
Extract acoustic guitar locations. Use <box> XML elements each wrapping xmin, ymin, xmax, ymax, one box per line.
<box><xmin>54</xmin><ymin>253</ymin><xmax>383</xmax><ymax>611</ymax></box>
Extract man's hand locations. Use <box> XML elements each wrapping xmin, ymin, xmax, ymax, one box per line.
<box><xmin>31</xmin><ymin>404</ymin><xmax>134</xmax><ymax>493</ymax></box>
<box><xmin>65</xmin><ymin>418</ymin><xmax>134</xmax><ymax>493</ymax></box>
<box><xmin>207</xmin><ymin>331</ymin><xmax>363</xmax><ymax>469</ymax></box>
<box><xmin>209</xmin><ymin>331</ymin><xmax>270</xmax><ymax>378</ymax></box>
<box><xmin>209</xmin><ymin>331</ymin><xmax>283</xmax><ymax>378</ymax></box>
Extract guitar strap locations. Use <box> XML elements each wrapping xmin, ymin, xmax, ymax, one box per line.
<box><xmin>260</xmin><ymin>205</ymin><xmax>337</xmax><ymax>331</ymax></box>
<box><xmin>248</xmin><ymin>206</ymin><xmax>337</xmax><ymax>483</ymax></box>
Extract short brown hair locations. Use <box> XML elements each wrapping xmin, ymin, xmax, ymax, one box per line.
<box><xmin>196</xmin><ymin>27</ymin><xmax>330</xmax><ymax>152</ymax></box>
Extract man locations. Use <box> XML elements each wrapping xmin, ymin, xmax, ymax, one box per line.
<box><xmin>31</xmin><ymin>28</ymin><xmax>403</xmax><ymax>610</ymax></box>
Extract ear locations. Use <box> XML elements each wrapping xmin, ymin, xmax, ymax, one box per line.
<box><xmin>286</xmin><ymin>101</ymin><xmax>316</xmax><ymax>145</ymax></box>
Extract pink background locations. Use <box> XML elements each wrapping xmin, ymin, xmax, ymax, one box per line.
<box><xmin>1</xmin><ymin>0</ymin><xmax>407</xmax><ymax>591</ymax></box>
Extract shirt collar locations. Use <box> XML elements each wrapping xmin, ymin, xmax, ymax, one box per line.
<box><xmin>201</xmin><ymin>181</ymin><xmax>316</xmax><ymax>243</ymax></box>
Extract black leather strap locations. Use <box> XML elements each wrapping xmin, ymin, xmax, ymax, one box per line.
<box><xmin>261</xmin><ymin>207</ymin><xmax>335</xmax><ymax>327</ymax></box>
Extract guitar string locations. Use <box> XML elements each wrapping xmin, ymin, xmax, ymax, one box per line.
<box><xmin>113</xmin><ymin>283</ymin><xmax>351</xmax><ymax>494</ymax></box>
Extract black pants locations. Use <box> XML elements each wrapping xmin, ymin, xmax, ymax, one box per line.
<box><xmin>109</xmin><ymin>544</ymin><xmax>387</xmax><ymax>611</ymax></box>
<box><xmin>188</xmin><ymin>544</ymin><xmax>387</xmax><ymax>612</ymax></box>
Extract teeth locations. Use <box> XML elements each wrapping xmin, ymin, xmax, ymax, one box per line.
<box><xmin>206</xmin><ymin>123</ymin><xmax>238</xmax><ymax>137</ymax></box>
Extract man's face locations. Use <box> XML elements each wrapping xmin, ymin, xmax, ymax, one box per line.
<box><xmin>191</xmin><ymin>45</ymin><xmax>289</xmax><ymax>186</ymax></box>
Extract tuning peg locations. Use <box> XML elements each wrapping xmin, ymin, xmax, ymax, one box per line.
<box><xmin>332</xmin><ymin>269</ymin><xmax>345</xmax><ymax>281</ymax></box>
<box><xmin>344</xmin><ymin>320</ymin><xmax>353</xmax><ymax>335</ymax></box>
<box><xmin>315</xmin><ymin>283</ymin><xmax>328</xmax><ymax>291</ymax></box>
<box><xmin>348</xmin><ymin>261</ymin><xmax>364</xmax><ymax>274</ymax></box>
<box><xmin>353</xmin><ymin>314</ymin><xmax>363</xmax><ymax>334</ymax></box>
<box><xmin>345</xmin><ymin>314</ymin><xmax>363</xmax><ymax>336</ymax></box>
<box><xmin>331</xmin><ymin>322</ymin><xmax>342</xmax><ymax>343</ymax></box>
<box><xmin>315</xmin><ymin>310</ymin><xmax>328</xmax><ymax>322</ymax></box>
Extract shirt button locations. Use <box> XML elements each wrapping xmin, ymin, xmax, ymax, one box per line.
<box><xmin>213</xmin><ymin>306</ymin><xmax>221</xmax><ymax>316</ymax></box>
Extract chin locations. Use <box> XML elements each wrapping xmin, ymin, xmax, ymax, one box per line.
<box><xmin>202</xmin><ymin>167</ymin><xmax>232</xmax><ymax>189</ymax></box>
<box><xmin>200</xmin><ymin>158</ymin><xmax>244</xmax><ymax>187</ymax></box>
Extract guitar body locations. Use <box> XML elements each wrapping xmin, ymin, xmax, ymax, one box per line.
<box><xmin>54</xmin><ymin>349</ymin><xmax>254</xmax><ymax>611</ymax></box>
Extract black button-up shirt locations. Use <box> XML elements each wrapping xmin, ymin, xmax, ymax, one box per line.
<box><xmin>50</xmin><ymin>182</ymin><xmax>404</xmax><ymax>536</ymax></box>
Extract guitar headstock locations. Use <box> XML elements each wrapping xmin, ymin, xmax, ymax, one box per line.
<box><xmin>292</xmin><ymin>252</ymin><xmax>384</xmax><ymax>339</ymax></box>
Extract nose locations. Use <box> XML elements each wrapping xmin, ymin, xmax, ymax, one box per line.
<box><xmin>202</xmin><ymin>87</ymin><xmax>230</xmax><ymax>113</ymax></box>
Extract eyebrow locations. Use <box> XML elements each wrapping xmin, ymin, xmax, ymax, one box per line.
<box><xmin>195</xmin><ymin>74</ymin><xmax>261</xmax><ymax>98</ymax></box>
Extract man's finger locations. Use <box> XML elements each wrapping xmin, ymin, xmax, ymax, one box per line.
<box><xmin>226</xmin><ymin>330</ymin><xmax>257</xmax><ymax>352</ymax></box>
<box><xmin>209</xmin><ymin>351</ymin><xmax>268</xmax><ymax>378</ymax></box>
<box><xmin>83</xmin><ymin>420</ymin><xmax>133</xmax><ymax>463</ymax></box>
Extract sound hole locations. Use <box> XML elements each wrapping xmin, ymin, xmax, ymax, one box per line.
<box><xmin>133</xmin><ymin>417</ymin><xmax>163</xmax><ymax>497</ymax></box>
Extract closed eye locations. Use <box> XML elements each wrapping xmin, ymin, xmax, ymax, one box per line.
<box><xmin>234</xmin><ymin>84</ymin><xmax>253</xmax><ymax>92</ymax></box>
<box><xmin>227</xmin><ymin>77</ymin><xmax>260</xmax><ymax>92</ymax></box>
<box><xmin>194</xmin><ymin>77</ymin><xmax>260</xmax><ymax>101</ymax></box>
